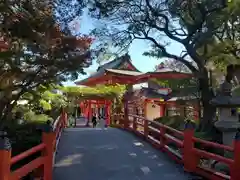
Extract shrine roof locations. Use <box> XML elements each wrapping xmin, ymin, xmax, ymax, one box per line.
<box><xmin>105</xmin><ymin>69</ymin><xmax>143</xmax><ymax>76</ymax></box>
<box><xmin>155</xmin><ymin>67</ymin><xmax>176</xmax><ymax>73</ymax></box>
<box><xmin>97</xmin><ymin>53</ymin><xmax>140</xmax><ymax>72</ymax></box>
<box><xmin>75</xmin><ymin>53</ymin><xmax>141</xmax><ymax>85</ymax></box>
<box><xmin>134</xmin><ymin>87</ymin><xmax>197</xmax><ymax>101</ymax></box>
<box><xmin>141</xmin><ymin>88</ymin><xmax>171</xmax><ymax>100</ymax></box>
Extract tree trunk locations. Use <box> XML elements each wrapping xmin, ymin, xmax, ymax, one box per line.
<box><xmin>199</xmin><ymin>78</ymin><xmax>215</xmax><ymax>130</ymax></box>
<box><xmin>198</xmin><ymin>76</ymin><xmax>222</xmax><ymax>144</ymax></box>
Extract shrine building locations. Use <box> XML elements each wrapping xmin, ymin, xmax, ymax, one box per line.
<box><xmin>75</xmin><ymin>54</ymin><xmax>198</xmax><ymax>124</ymax></box>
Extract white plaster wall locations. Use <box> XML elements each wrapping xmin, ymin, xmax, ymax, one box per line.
<box><xmin>146</xmin><ymin>103</ymin><xmax>161</xmax><ymax>120</ymax></box>
<box><xmin>133</xmin><ymin>82</ymin><xmax>148</xmax><ymax>90</ymax></box>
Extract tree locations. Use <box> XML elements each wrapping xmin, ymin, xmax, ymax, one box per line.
<box><xmin>54</xmin><ymin>0</ymin><xmax>85</xmax><ymax>34</ymax></box>
<box><xmin>0</xmin><ymin>1</ymin><xmax>93</xmax><ymax>124</ymax></box>
<box><xmin>14</xmin><ymin>84</ymin><xmax>68</xmax><ymax>123</ymax></box>
<box><xmin>87</xmin><ymin>0</ymin><xmax>235</xmax><ymax>131</ymax></box>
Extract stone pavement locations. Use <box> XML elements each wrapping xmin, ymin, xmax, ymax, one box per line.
<box><xmin>53</xmin><ymin>127</ymin><xmax>200</xmax><ymax>180</ymax></box>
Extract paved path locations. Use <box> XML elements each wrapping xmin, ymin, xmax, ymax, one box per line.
<box><xmin>53</xmin><ymin>128</ymin><xmax>199</xmax><ymax>180</ymax></box>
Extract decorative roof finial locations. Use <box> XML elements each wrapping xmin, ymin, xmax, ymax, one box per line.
<box><xmin>158</xmin><ymin>62</ymin><xmax>165</xmax><ymax>69</ymax></box>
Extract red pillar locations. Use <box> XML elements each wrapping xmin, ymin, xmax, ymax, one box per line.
<box><xmin>183</xmin><ymin>121</ymin><xmax>198</xmax><ymax>172</ymax></box>
<box><xmin>124</xmin><ymin>97</ymin><xmax>129</xmax><ymax>129</ymax></box>
<box><xmin>159</xmin><ymin>104</ymin><xmax>165</xmax><ymax>117</ymax></box>
<box><xmin>194</xmin><ymin>105</ymin><xmax>199</xmax><ymax>121</ymax></box>
<box><xmin>42</xmin><ymin>127</ymin><xmax>55</xmax><ymax>180</ymax></box>
<box><xmin>96</xmin><ymin>101</ymin><xmax>100</xmax><ymax>117</ymax></box>
<box><xmin>231</xmin><ymin>131</ymin><xmax>240</xmax><ymax>179</ymax></box>
<box><xmin>88</xmin><ymin>101</ymin><xmax>92</xmax><ymax>121</ymax></box>
<box><xmin>144</xmin><ymin>100</ymin><xmax>148</xmax><ymax>119</ymax></box>
<box><xmin>84</xmin><ymin>101</ymin><xmax>87</xmax><ymax>118</ymax></box>
<box><xmin>104</xmin><ymin>101</ymin><xmax>110</xmax><ymax>126</ymax></box>
<box><xmin>80</xmin><ymin>102</ymin><xmax>84</xmax><ymax>116</ymax></box>
<box><xmin>106</xmin><ymin>101</ymin><xmax>111</xmax><ymax>126</ymax></box>
<box><xmin>0</xmin><ymin>133</ymin><xmax>11</xmax><ymax>180</ymax></box>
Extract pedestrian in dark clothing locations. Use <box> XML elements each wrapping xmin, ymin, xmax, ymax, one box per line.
<box><xmin>92</xmin><ymin>115</ymin><xmax>97</xmax><ymax>128</ymax></box>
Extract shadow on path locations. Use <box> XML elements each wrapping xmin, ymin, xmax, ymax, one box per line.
<box><xmin>53</xmin><ymin>128</ymin><xmax>199</xmax><ymax>180</ymax></box>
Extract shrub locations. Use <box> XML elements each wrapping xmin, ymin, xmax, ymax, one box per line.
<box><xmin>153</xmin><ymin>115</ymin><xmax>185</xmax><ymax>130</ymax></box>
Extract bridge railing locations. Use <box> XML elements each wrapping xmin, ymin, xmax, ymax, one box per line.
<box><xmin>0</xmin><ymin>111</ymin><xmax>67</xmax><ymax>180</ymax></box>
<box><xmin>113</xmin><ymin>114</ymin><xmax>240</xmax><ymax>180</ymax></box>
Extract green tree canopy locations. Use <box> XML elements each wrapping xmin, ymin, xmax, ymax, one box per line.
<box><xmin>87</xmin><ymin>0</ymin><xmax>236</xmax><ymax>131</ymax></box>
<box><xmin>61</xmin><ymin>84</ymin><xmax>126</xmax><ymax>100</ymax></box>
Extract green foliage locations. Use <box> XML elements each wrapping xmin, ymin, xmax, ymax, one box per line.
<box><xmin>39</xmin><ymin>99</ymin><xmax>52</xmax><ymax>111</ymax></box>
<box><xmin>61</xmin><ymin>84</ymin><xmax>126</xmax><ymax>99</ymax></box>
<box><xmin>24</xmin><ymin>110</ymin><xmax>51</xmax><ymax>122</ymax></box>
<box><xmin>13</xmin><ymin>84</ymin><xmax>67</xmax><ymax>124</ymax></box>
<box><xmin>154</xmin><ymin>116</ymin><xmax>185</xmax><ymax>130</ymax></box>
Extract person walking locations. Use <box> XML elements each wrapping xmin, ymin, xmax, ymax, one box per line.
<box><xmin>98</xmin><ymin>116</ymin><xmax>106</xmax><ymax>129</ymax></box>
<box><xmin>92</xmin><ymin>114</ymin><xmax>97</xmax><ymax>128</ymax></box>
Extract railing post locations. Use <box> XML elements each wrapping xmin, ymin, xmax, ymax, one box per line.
<box><xmin>231</xmin><ymin>130</ymin><xmax>240</xmax><ymax>180</ymax></box>
<box><xmin>159</xmin><ymin>125</ymin><xmax>166</xmax><ymax>150</ymax></box>
<box><xmin>144</xmin><ymin>119</ymin><xmax>148</xmax><ymax>138</ymax></box>
<box><xmin>114</xmin><ymin>114</ymin><xmax>118</xmax><ymax>125</ymax></box>
<box><xmin>124</xmin><ymin>114</ymin><xmax>129</xmax><ymax>129</ymax></box>
<box><xmin>133</xmin><ymin>116</ymin><xmax>137</xmax><ymax>131</ymax></box>
<box><xmin>124</xmin><ymin>102</ymin><xmax>129</xmax><ymax>129</ymax></box>
<box><xmin>62</xmin><ymin>109</ymin><xmax>67</xmax><ymax>128</ymax></box>
<box><xmin>42</xmin><ymin>121</ymin><xmax>56</xmax><ymax>180</ymax></box>
<box><xmin>120</xmin><ymin>114</ymin><xmax>124</xmax><ymax>126</ymax></box>
<box><xmin>183</xmin><ymin>120</ymin><xmax>198</xmax><ymax>172</ymax></box>
<box><xmin>0</xmin><ymin>131</ymin><xmax>11</xmax><ymax>180</ymax></box>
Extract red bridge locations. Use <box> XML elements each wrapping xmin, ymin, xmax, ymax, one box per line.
<box><xmin>1</xmin><ymin>55</ymin><xmax>239</xmax><ymax>180</ymax></box>
<box><xmin>1</xmin><ymin>111</ymin><xmax>240</xmax><ymax>180</ymax></box>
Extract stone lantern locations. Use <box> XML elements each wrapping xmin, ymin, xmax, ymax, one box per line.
<box><xmin>210</xmin><ymin>73</ymin><xmax>240</xmax><ymax>148</ymax></box>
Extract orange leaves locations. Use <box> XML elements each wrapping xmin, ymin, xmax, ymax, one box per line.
<box><xmin>75</xmin><ymin>36</ymin><xmax>94</xmax><ymax>49</ymax></box>
<box><xmin>46</xmin><ymin>21</ymin><xmax>94</xmax><ymax>50</ymax></box>
<box><xmin>48</xmin><ymin>24</ymin><xmax>63</xmax><ymax>39</ymax></box>
<box><xmin>0</xmin><ymin>37</ymin><xmax>9</xmax><ymax>52</ymax></box>
<box><xmin>60</xmin><ymin>36</ymin><xmax>94</xmax><ymax>50</ymax></box>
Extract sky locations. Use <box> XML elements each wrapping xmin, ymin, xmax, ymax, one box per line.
<box><xmin>63</xmin><ymin>10</ymin><xmax>184</xmax><ymax>86</ymax></box>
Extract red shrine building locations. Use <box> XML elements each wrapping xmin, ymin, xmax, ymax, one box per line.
<box><xmin>75</xmin><ymin>54</ymin><xmax>198</xmax><ymax>125</ymax></box>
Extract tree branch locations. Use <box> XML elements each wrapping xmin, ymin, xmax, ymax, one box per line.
<box><xmin>145</xmin><ymin>0</ymin><xmax>185</xmax><ymax>44</ymax></box>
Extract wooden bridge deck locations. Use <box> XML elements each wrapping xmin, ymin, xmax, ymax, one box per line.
<box><xmin>53</xmin><ymin>126</ymin><xmax>200</xmax><ymax>180</ymax></box>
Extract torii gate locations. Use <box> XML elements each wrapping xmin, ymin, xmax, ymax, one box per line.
<box><xmin>80</xmin><ymin>99</ymin><xmax>112</xmax><ymax>127</ymax></box>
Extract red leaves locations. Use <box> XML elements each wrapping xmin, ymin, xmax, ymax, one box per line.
<box><xmin>46</xmin><ymin>22</ymin><xmax>94</xmax><ymax>50</ymax></box>
<box><xmin>75</xmin><ymin>36</ymin><xmax>94</xmax><ymax>49</ymax></box>
<box><xmin>0</xmin><ymin>38</ymin><xmax>9</xmax><ymax>52</ymax></box>
<box><xmin>60</xmin><ymin>35</ymin><xmax>94</xmax><ymax>50</ymax></box>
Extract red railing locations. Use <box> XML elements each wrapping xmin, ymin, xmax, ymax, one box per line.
<box><xmin>0</xmin><ymin>111</ymin><xmax>68</xmax><ymax>180</ymax></box>
<box><xmin>113</xmin><ymin>114</ymin><xmax>240</xmax><ymax>180</ymax></box>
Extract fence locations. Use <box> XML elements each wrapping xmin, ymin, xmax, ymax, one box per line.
<box><xmin>113</xmin><ymin>114</ymin><xmax>240</xmax><ymax>180</ymax></box>
<box><xmin>0</xmin><ymin>111</ymin><xmax>67</xmax><ymax>180</ymax></box>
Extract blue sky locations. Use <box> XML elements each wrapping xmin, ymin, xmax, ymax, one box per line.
<box><xmin>63</xmin><ymin>10</ymin><xmax>184</xmax><ymax>86</ymax></box>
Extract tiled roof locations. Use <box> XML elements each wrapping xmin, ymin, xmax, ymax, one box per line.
<box><xmin>133</xmin><ymin>87</ymin><xmax>197</xmax><ymax>101</ymax></box>
<box><xmin>105</xmin><ymin>69</ymin><xmax>143</xmax><ymax>76</ymax></box>
<box><xmin>97</xmin><ymin>53</ymin><xmax>140</xmax><ymax>72</ymax></box>
<box><xmin>140</xmin><ymin>88</ymin><xmax>171</xmax><ymax>100</ymax></box>
<box><xmin>155</xmin><ymin>67</ymin><xmax>175</xmax><ymax>73</ymax></box>
<box><xmin>75</xmin><ymin>53</ymin><xmax>140</xmax><ymax>85</ymax></box>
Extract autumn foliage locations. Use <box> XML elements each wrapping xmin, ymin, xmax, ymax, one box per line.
<box><xmin>0</xmin><ymin>1</ymin><xmax>94</xmax><ymax>122</ymax></box>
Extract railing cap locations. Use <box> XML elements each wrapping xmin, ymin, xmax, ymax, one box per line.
<box><xmin>42</xmin><ymin>120</ymin><xmax>53</xmax><ymax>133</ymax></box>
<box><xmin>184</xmin><ymin>120</ymin><xmax>195</xmax><ymax>129</ymax></box>
<box><xmin>0</xmin><ymin>131</ymin><xmax>11</xmax><ymax>150</ymax></box>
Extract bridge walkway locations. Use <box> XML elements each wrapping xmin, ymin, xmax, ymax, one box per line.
<box><xmin>53</xmin><ymin>126</ymin><xmax>198</xmax><ymax>180</ymax></box>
